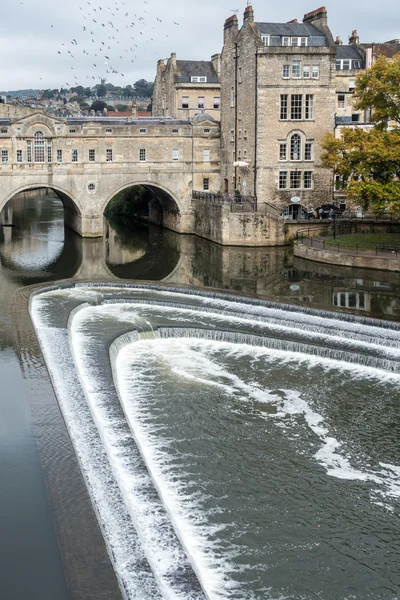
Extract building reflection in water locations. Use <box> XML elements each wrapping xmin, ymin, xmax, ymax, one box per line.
<box><xmin>1</xmin><ymin>189</ymin><xmax>400</xmax><ymax>321</ymax></box>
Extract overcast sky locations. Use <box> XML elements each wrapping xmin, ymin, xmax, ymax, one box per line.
<box><xmin>0</xmin><ymin>0</ymin><xmax>398</xmax><ymax>91</ymax></box>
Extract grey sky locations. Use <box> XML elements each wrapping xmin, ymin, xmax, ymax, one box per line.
<box><xmin>0</xmin><ymin>0</ymin><xmax>398</xmax><ymax>91</ymax></box>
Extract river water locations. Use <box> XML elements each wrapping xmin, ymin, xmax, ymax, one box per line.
<box><xmin>1</xmin><ymin>191</ymin><xmax>400</xmax><ymax>599</ymax></box>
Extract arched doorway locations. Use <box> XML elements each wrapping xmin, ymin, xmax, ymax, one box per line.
<box><xmin>281</xmin><ymin>204</ymin><xmax>307</xmax><ymax>220</ymax></box>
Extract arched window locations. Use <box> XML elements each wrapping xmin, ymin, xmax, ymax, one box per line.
<box><xmin>34</xmin><ymin>131</ymin><xmax>45</xmax><ymax>163</ymax></box>
<box><xmin>290</xmin><ymin>133</ymin><xmax>301</xmax><ymax>161</ymax></box>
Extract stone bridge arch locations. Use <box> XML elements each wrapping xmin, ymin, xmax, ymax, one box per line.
<box><xmin>0</xmin><ymin>182</ymin><xmax>83</xmax><ymax>235</ymax></box>
<box><xmin>102</xmin><ymin>179</ymin><xmax>190</xmax><ymax>234</ymax></box>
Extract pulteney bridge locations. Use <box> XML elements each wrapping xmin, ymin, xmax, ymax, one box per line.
<box><xmin>0</xmin><ymin>111</ymin><xmax>220</xmax><ymax>237</ymax></box>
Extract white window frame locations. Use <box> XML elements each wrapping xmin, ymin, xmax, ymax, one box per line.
<box><xmin>89</xmin><ymin>148</ymin><xmax>96</xmax><ymax>162</ymax></box>
<box><xmin>282</xmin><ymin>64</ymin><xmax>290</xmax><ymax>79</ymax></box>
<box><xmin>279</xmin><ymin>142</ymin><xmax>287</xmax><ymax>161</ymax></box>
<box><xmin>290</xmin><ymin>133</ymin><xmax>302</xmax><ymax>161</ymax></box>
<box><xmin>303</xmin><ymin>65</ymin><xmax>311</xmax><ymax>79</ymax></box>
<box><xmin>1</xmin><ymin>149</ymin><xmax>8</xmax><ymax>163</ymax></box>
<box><xmin>279</xmin><ymin>171</ymin><xmax>288</xmax><ymax>189</ymax></box>
<box><xmin>203</xmin><ymin>149</ymin><xmax>210</xmax><ymax>162</ymax></box>
<box><xmin>72</xmin><ymin>149</ymin><xmax>78</xmax><ymax>162</ymax></box>
<box><xmin>57</xmin><ymin>149</ymin><xmax>62</xmax><ymax>163</ymax></box>
<box><xmin>106</xmin><ymin>148</ymin><xmax>113</xmax><ymax>162</ymax></box>
<box><xmin>261</xmin><ymin>35</ymin><xmax>270</xmax><ymax>46</ymax></box>
<box><xmin>139</xmin><ymin>148</ymin><xmax>146</xmax><ymax>162</ymax></box>
<box><xmin>203</xmin><ymin>177</ymin><xmax>210</xmax><ymax>191</ymax></box>
<box><xmin>16</xmin><ymin>149</ymin><xmax>22</xmax><ymax>163</ymax></box>
<box><xmin>282</xmin><ymin>37</ymin><xmax>290</xmax><ymax>46</ymax></box>
<box><xmin>213</xmin><ymin>96</ymin><xmax>220</xmax><ymax>109</ymax></box>
<box><xmin>304</xmin><ymin>171</ymin><xmax>313</xmax><ymax>189</ymax></box>
<box><xmin>305</xmin><ymin>94</ymin><xmax>314</xmax><ymax>120</ymax></box>
<box><xmin>312</xmin><ymin>65</ymin><xmax>319</xmax><ymax>79</ymax></box>
<box><xmin>292</xmin><ymin>61</ymin><xmax>301</xmax><ymax>79</ymax></box>
<box><xmin>280</xmin><ymin>94</ymin><xmax>288</xmax><ymax>120</ymax></box>
<box><xmin>191</xmin><ymin>76</ymin><xmax>207</xmax><ymax>83</ymax></box>
<box><xmin>172</xmin><ymin>149</ymin><xmax>179</xmax><ymax>161</ymax></box>
<box><xmin>290</xmin><ymin>171</ymin><xmax>302</xmax><ymax>189</ymax></box>
<box><xmin>338</xmin><ymin>94</ymin><xmax>345</xmax><ymax>109</ymax></box>
<box><xmin>305</xmin><ymin>142</ymin><xmax>313</xmax><ymax>161</ymax></box>
<box><xmin>181</xmin><ymin>96</ymin><xmax>189</xmax><ymax>109</ymax></box>
<box><xmin>197</xmin><ymin>96</ymin><xmax>205</xmax><ymax>109</ymax></box>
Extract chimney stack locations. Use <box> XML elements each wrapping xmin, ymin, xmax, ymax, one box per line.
<box><xmin>243</xmin><ymin>5</ymin><xmax>254</xmax><ymax>25</ymax></box>
<box><xmin>132</xmin><ymin>98</ymin><xmax>137</xmax><ymax>118</ymax></box>
<box><xmin>335</xmin><ymin>36</ymin><xmax>343</xmax><ymax>45</ymax></box>
<box><xmin>349</xmin><ymin>30</ymin><xmax>359</xmax><ymax>44</ymax></box>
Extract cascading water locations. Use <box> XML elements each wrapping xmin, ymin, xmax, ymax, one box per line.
<box><xmin>30</xmin><ymin>283</ymin><xmax>400</xmax><ymax>599</ymax></box>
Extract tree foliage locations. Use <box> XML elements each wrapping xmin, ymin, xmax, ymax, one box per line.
<box><xmin>90</xmin><ymin>100</ymin><xmax>107</xmax><ymax>112</ymax></box>
<box><xmin>322</xmin><ymin>53</ymin><xmax>400</xmax><ymax>213</ymax></box>
<box><xmin>354</xmin><ymin>54</ymin><xmax>400</xmax><ymax>127</ymax></box>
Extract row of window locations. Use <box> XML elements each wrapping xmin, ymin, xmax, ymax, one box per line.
<box><xmin>336</xmin><ymin>59</ymin><xmax>361</xmax><ymax>70</ymax></box>
<box><xmin>279</xmin><ymin>134</ymin><xmax>313</xmax><ymax>161</ymax></box>
<box><xmin>280</xmin><ymin>94</ymin><xmax>314</xmax><ymax>120</ymax></box>
<box><xmin>181</xmin><ymin>96</ymin><xmax>220</xmax><ymax>109</ymax></box>
<box><xmin>279</xmin><ymin>170</ymin><xmax>313</xmax><ymax>190</ymax></box>
<box><xmin>262</xmin><ymin>35</ymin><xmax>309</xmax><ymax>47</ymax></box>
<box><xmin>2</xmin><ymin>148</ymin><xmax>214</xmax><ymax>164</ymax></box>
<box><xmin>283</xmin><ymin>62</ymin><xmax>319</xmax><ymax>80</ymax></box>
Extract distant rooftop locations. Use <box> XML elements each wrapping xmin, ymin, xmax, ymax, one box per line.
<box><xmin>336</xmin><ymin>45</ymin><xmax>364</xmax><ymax>61</ymax></box>
<box><xmin>255</xmin><ymin>21</ymin><xmax>327</xmax><ymax>46</ymax></box>
<box><xmin>176</xmin><ymin>60</ymin><xmax>218</xmax><ymax>80</ymax></box>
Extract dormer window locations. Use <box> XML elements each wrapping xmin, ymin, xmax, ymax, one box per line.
<box><xmin>336</xmin><ymin>59</ymin><xmax>351</xmax><ymax>70</ymax></box>
<box><xmin>261</xmin><ymin>35</ymin><xmax>270</xmax><ymax>46</ymax></box>
<box><xmin>282</xmin><ymin>36</ymin><xmax>308</xmax><ymax>47</ymax></box>
<box><xmin>191</xmin><ymin>76</ymin><xmax>207</xmax><ymax>83</ymax></box>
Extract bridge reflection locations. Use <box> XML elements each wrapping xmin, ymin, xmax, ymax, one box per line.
<box><xmin>2</xmin><ymin>190</ymin><xmax>400</xmax><ymax>321</ymax></box>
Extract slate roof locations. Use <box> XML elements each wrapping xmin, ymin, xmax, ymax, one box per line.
<box><xmin>336</xmin><ymin>45</ymin><xmax>363</xmax><ymax>60</ymax></box>
<box><xmin>256</xmin><ymin>22</ymin><xmax>324</xmax><ymax>37</ymax></box>
<box><xmin>176</xmin><ymin>60</ymin><xmax>217</xmax><ymax>79</ymax></box>
<box><xmin>362</xmin><ymin>42</ymin><xmax>400</xmax><ymax>59</ymax></box>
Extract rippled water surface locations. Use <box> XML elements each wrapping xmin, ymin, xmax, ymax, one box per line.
<box><xmin>2</xmin><ymin>191</ymin><xmax>400</xmax><ymax>600</ymax></box>
<box><xmin>31</xmin><ymin>284</ymin><xmax>400</xmax><ymax>599</ymax></box>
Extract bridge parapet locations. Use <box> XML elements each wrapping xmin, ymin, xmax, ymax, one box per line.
<box><xmin>0</xmin><ymin>111</ymin><xmax>221</xmax><ymax>237</ymax></box>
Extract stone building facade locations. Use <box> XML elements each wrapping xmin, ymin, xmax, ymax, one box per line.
<box><xmin>220</xmin><ymin>5</ymin><xmax>337</xmax><ymax>219</ymax></box>
<box><xmin>0</xmin><ymin>111</ymin><xmax>220</xmax><ymax>236</ymax></box>
<box><xmin>153</xmin><ymin>53</ymin><xmax>221</xmax><ymax>121</ymax></box>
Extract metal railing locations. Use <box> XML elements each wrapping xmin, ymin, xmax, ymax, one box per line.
<box><xmin>192</xmin><ymin>191</ymin><xmax>283</xmax><ymax>218</ymax></box>
<box><xmin>295</xmin><ymin>225</ymin><xmax>400</xmax><ymax>257</ymax></box>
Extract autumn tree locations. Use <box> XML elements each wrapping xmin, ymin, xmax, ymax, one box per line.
<box><xmin>322</xmin><ymin>53</ymin><xmax>400</xmax><ymax>213</ymax></box>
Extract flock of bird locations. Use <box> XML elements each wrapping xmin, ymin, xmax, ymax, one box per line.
<box><xmin>33</xmin><ymin>0</ymin><xmax>180</xmax><ymax>90</ymax></box>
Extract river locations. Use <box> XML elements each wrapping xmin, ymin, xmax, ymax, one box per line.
<box><xmin>1</xmin><ymin>191</ymin><xmax>400</xmax><ymax>599</ymax></box>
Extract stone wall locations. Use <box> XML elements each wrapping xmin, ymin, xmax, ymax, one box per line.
<box><xmin>193</xmin><ymin>199</ymin><xmax>285</xmax><ymax>246</ymax></box>
<box><xmin>294</xmin><ymin>241</ymin><xmax>400</xmax><ymax>272</ymax></box>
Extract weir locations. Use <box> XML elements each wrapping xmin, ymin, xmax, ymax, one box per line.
<box><xmin>30</xmin><ymin>283</ymin><xmax>400</xmax><ymax>600</ymax></box>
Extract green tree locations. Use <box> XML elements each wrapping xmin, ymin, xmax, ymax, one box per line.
<box><xmin>322</xmin><ymin>53</ymin><xmax>400</xmax><ymax>213</ymax></box>
<box><xmin>116</xmin><ymin>104</ymin><xmax>129</xmax><ymax>112</ymax></box>
<box><xmin>96</xmin><ymin>84</ymin><xmax>107</xmax><ymax>98</ymax></box>
<box><xmin>133</xmin><ymin>79</ymin><xmax>154</xmax><ymax>98</ymax></box>
<box><xmin>354</xmin><ymin>54</ymin><xmax>400</xmax><ymax>127</ymax></box>
<box><xmin>90</xmin><ymin>100</ymin><xmax>107</xmax><ymax>112</ymax></box>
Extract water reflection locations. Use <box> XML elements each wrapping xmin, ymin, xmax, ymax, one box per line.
<box><xmin>1</xmin><ymin>190</ymin><xmax>400</xmax><ymax>321</ymax></box>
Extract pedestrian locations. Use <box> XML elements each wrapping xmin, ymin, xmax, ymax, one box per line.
<box><xmin>318</xmin><ymin>208</ymin><xmax>323</xmax><ymax>220</ymax></box>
